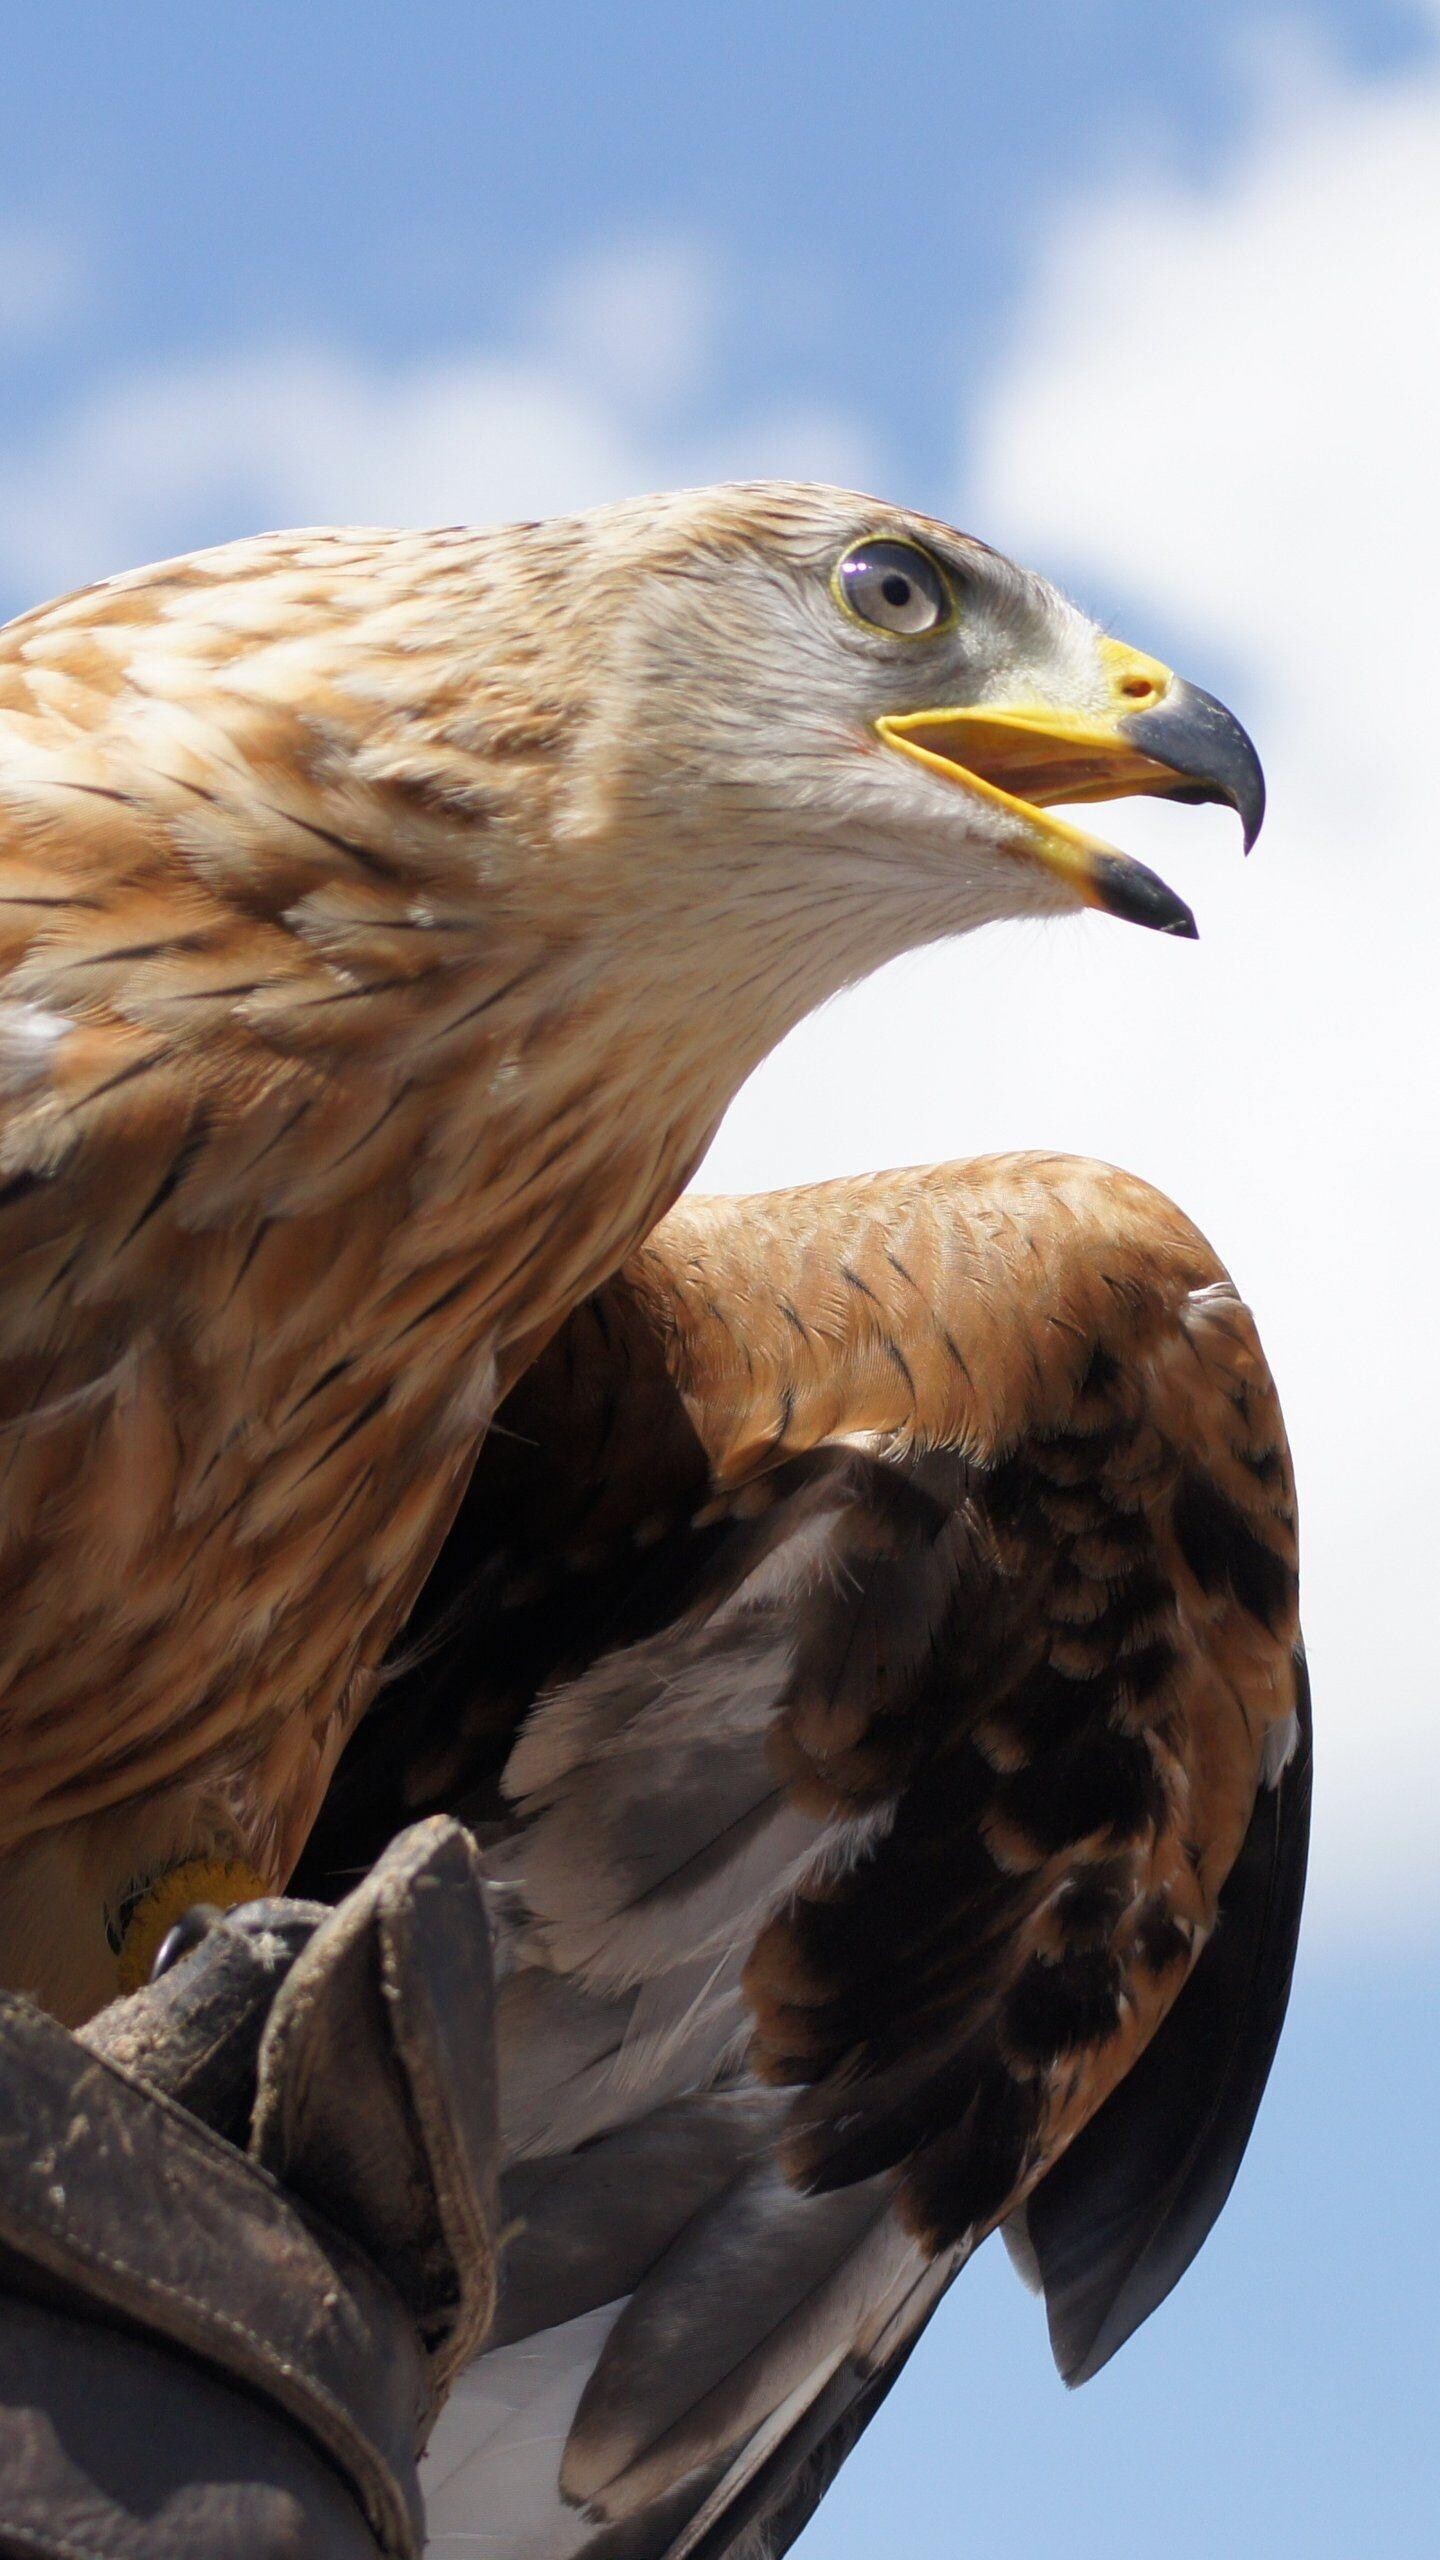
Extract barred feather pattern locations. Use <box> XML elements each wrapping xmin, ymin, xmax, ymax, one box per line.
<box><xmin>0</xmin><ymin>488</ymin><xmax>976</xmax><ymax>2017</ymax></box>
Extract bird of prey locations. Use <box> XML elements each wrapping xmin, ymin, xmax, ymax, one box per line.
<box><xmin>0</xmin><ymin>482</ymin><xmax>1306</xmax><ymax>2549</ymax></box>
<box><xmin>0</xmin><ymin>481</ymin><xmax>1277</xmax><ymax>2023</ymax></box>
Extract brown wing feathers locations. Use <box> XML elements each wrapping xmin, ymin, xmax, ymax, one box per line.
<box><xmin>639</xmin><ymin>1155</ymin><xmax>1300</xmax><ymax>2250</ymax></box>
<box><xmin>1013</xmin><ymin>1646</ymin><xmax>1311</xmax><ymax>2384</ymax></box>
<box><xmin>311</xmin><ymin>1150</ymin><xmax>1302</xmax><ymax>2558</ymax></box>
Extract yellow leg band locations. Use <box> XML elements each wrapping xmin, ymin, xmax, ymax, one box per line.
<box><xmin>115</xmin><ymin>1859</ymin><xmax>273</xmax><ymax>1995</ymax></box>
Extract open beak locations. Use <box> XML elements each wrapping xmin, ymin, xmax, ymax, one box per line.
<box><xmin>876</xmin><ymin>638</ymin><xmax>1265</xmax><ymax>938</ymax></box>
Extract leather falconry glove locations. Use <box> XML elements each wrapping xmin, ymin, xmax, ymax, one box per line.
<box><xmin>0</xmin><ymin>1816</ymin><xmax>497</xmax><ymax>2560</ymax></box>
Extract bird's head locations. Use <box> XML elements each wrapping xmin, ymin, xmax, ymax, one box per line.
<box><xmin>543</xmin><ymin>482</ymin><xmax>1261</xmax><ymax>993</ymax></box>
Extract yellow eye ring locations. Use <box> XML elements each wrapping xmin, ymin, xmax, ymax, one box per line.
<box><xmin>832</xmin><ymin>537</ymin><xmax>958</xmax><ymax>641</ymax></box>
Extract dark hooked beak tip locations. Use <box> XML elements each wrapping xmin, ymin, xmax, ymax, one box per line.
<box><xmin>1121</xmin><ymin>679</ymin><xmax>1266</xmax><ymax>853</ymax></box>
<box><xmin>1093</xmin><ymin>854</ymin><xmax>1199</xmax><ymax>940</ymax></box>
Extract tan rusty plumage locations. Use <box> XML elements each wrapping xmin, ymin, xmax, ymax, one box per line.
<box><xmin>0</xmin><ymin>505</ymin><xmax>774</xmax><ymax>2014</ymax></box>
<box><xmin>0</xmin><ymin>483</ymin><xmax>1273</xmax><ymax>2022</ymax></box>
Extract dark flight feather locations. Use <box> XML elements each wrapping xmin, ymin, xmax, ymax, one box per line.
<box><xmin>1014</xmin><ymin>1650</ymin><xmax>1312</xmax><ymax>2384</ymax></box>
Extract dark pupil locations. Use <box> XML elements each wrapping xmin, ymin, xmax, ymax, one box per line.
<box><xmin>881</xmin><ymin>573</ymin><xmax>911</xmax><ymax>608</ymax></box>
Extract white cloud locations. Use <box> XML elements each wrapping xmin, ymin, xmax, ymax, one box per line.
<box><xmin>704</xmin><ymin>41</ymin><xmax>1440</xmax><ymax>1943</ymax></box>
<box><xmin>537</xmin><ymin>236</ymin><xmax>722</xmax><ymax>409</ymax></box>
<box><xmin>0</xmin><ymin>239</ymin><xmax>880</xmax><ymax>607</ymax></box>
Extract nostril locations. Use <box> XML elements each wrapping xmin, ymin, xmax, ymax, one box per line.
<box><xmin>1121</xmin><ymin>674</ymin><xmax>1157</xmax><ymax>701</ymax></box>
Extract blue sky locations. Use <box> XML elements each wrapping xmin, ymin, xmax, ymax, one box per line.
<box><xmin>0</xmin><ymin>0</ymin><xmax>1427</xmax><ymax>566</ymax></box>
<box><xmin>1</xmin><ymin>2</ymin><xmax>1417</xmax><ymax>411</ymax></box>
<box><xmin>3</xmin><ymin>6</ymin><xmax>1437</xmax><ymax>2554</ymax></box>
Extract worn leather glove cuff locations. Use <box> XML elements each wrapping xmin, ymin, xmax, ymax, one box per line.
<box><xmin>0</xmin><ymin>1996</ymin><xmax>427</xmax><ymax>2558</ymax></box>
<box><xmin>0</xmin><ymin>1817</ymin><xmax>499</xmax><ymax>2560</ymax></box>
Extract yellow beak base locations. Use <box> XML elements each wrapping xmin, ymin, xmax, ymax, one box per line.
<box><xmin>875</xmin><ymin>645</ymin><xmax>1264</xmax><ymax>936</ymax></box>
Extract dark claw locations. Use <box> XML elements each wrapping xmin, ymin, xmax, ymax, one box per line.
<box><xmin>151</xmin><ymin>1902</ymin><xmax>224</xmax><ymax>1981</ymax></box>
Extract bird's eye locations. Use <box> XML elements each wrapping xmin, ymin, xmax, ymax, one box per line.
<box><xmin>834</xmin><ymin>539</ymin><xmax>954</xmax><ymax>638</ymax></box>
